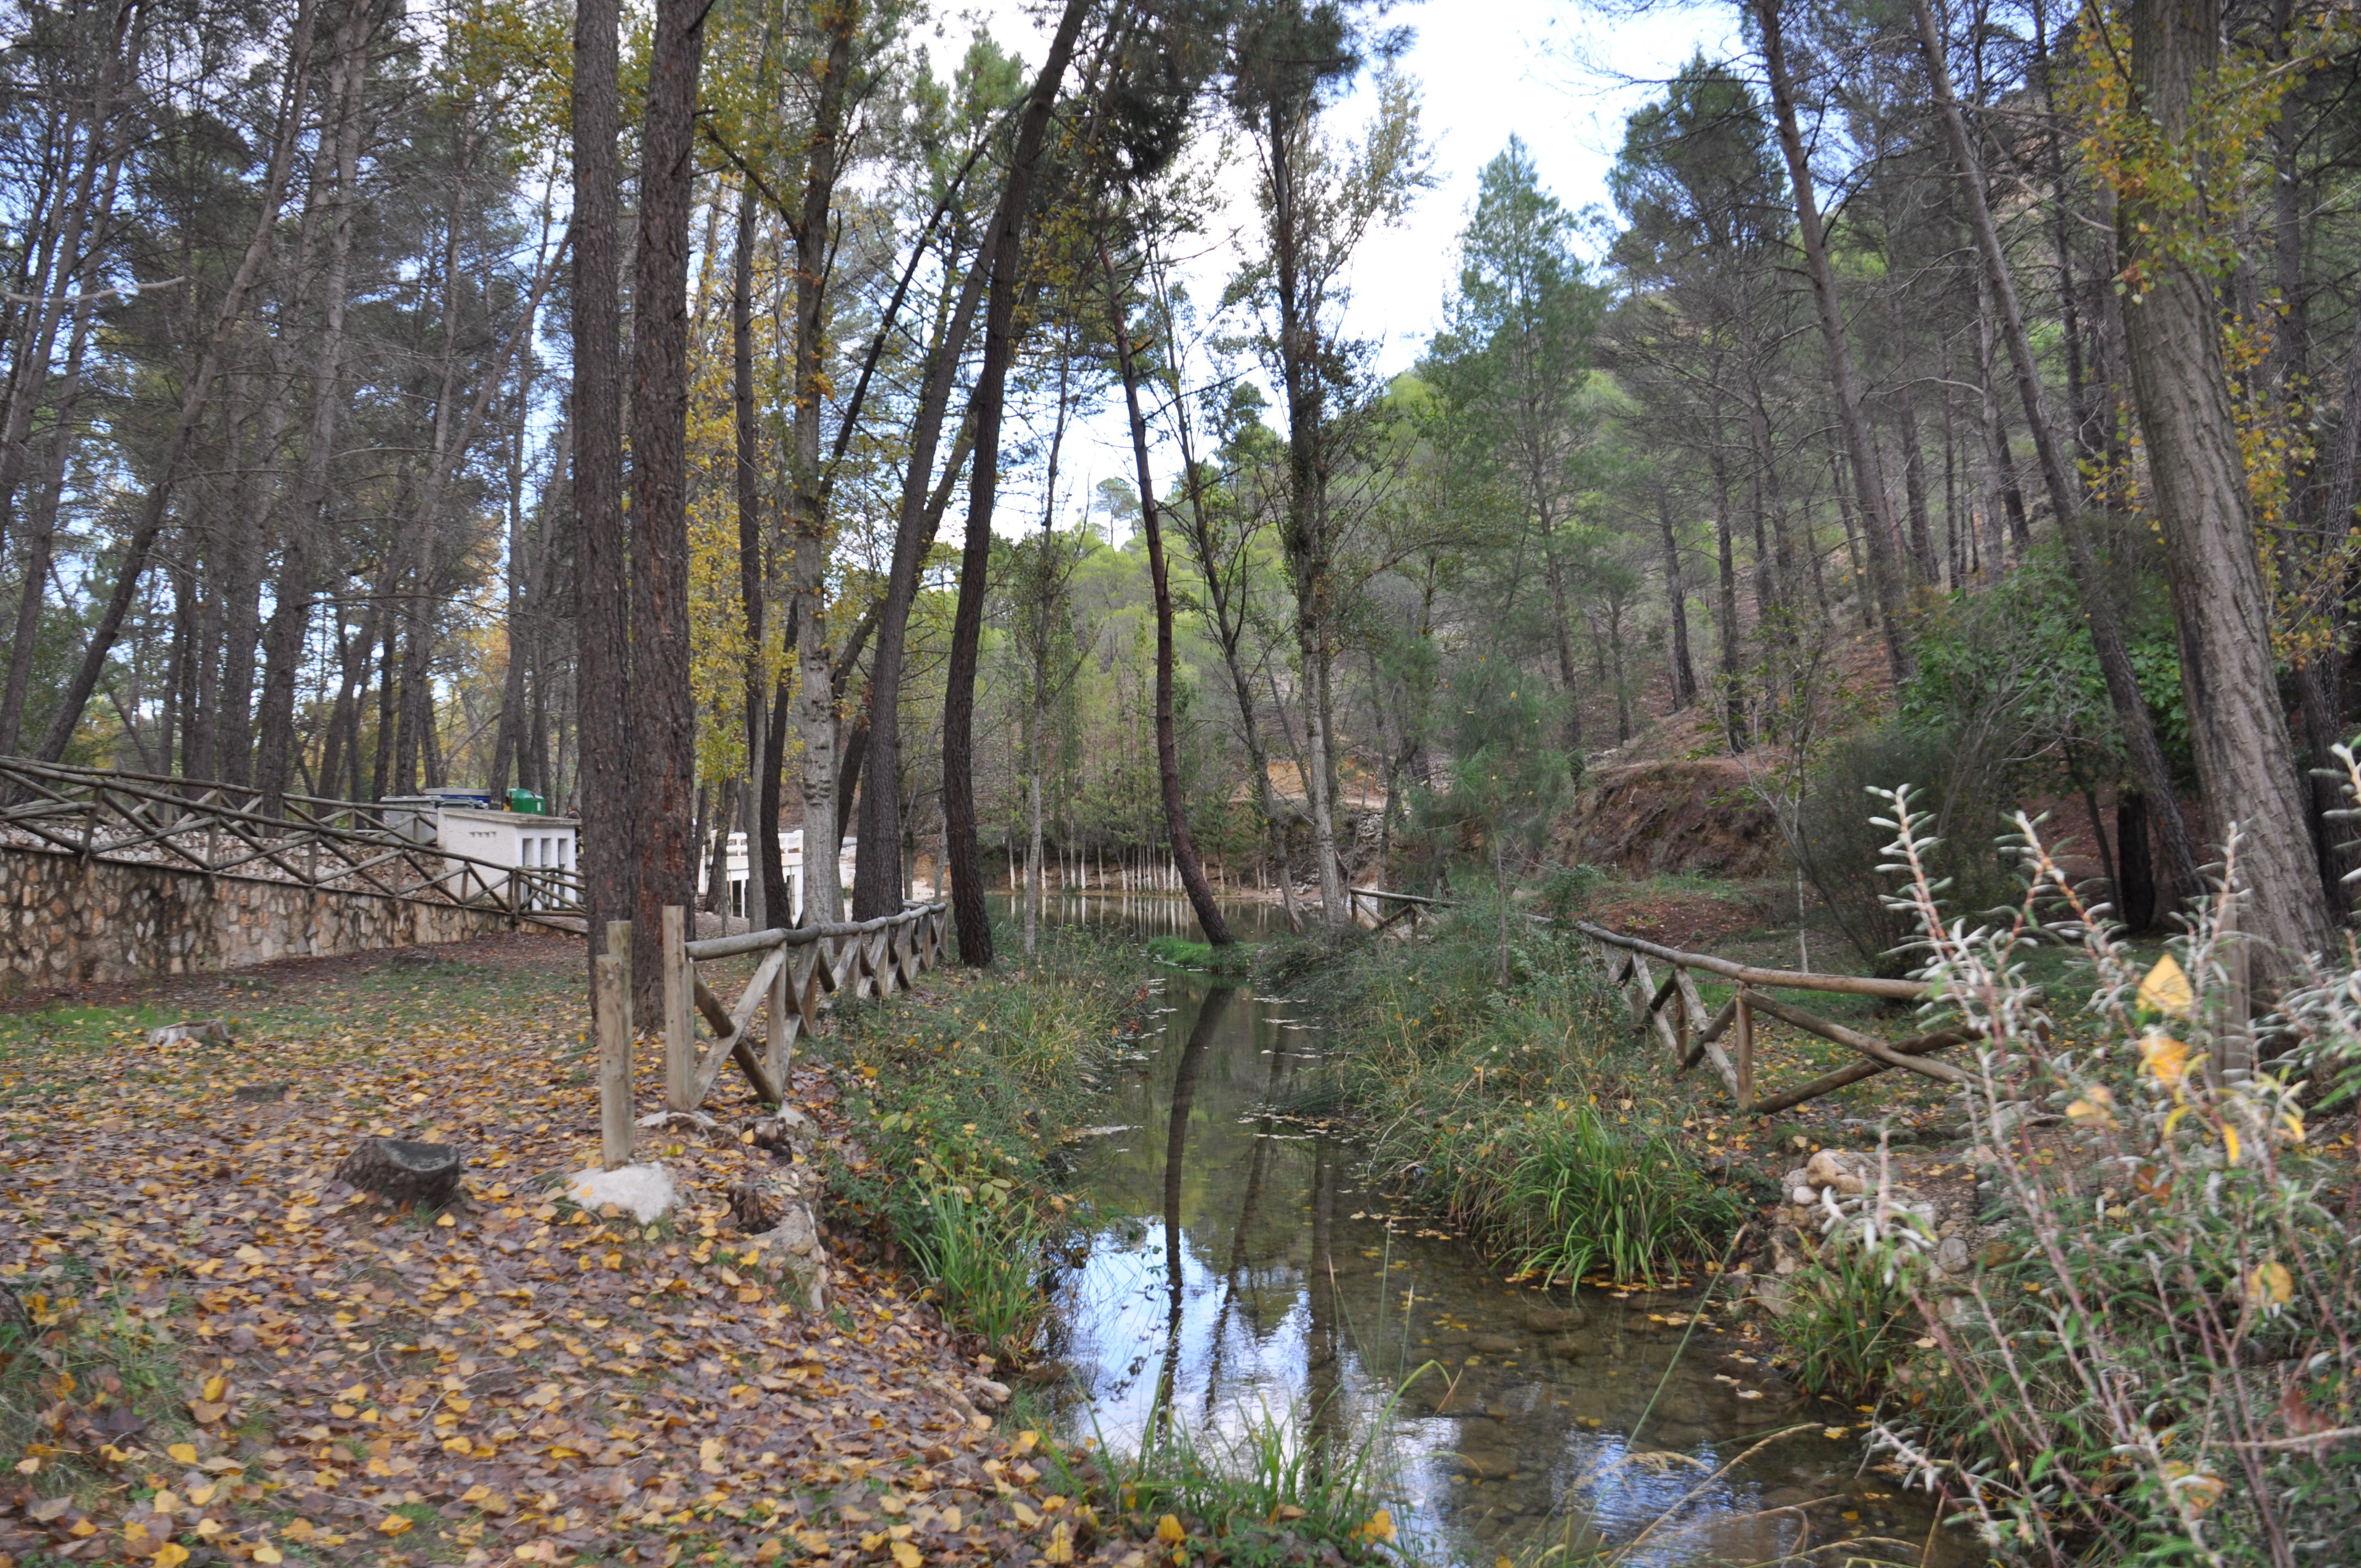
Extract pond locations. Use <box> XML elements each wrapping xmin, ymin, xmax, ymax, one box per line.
<box><xmin>998</xmin><ymin>894</ymin><xmax>1965</xmax><ymax>1565</ymax></box>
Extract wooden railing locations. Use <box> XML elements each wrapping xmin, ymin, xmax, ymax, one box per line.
<box><xmin>655</xmin><ymin>901</ymin><xmax>949</xmax><ymax>1114</ymax></box>
<box><xmin>1341</xmin><ymin>885</ymin><xmax>1979</xmax><ymax>1115</ymax></box>
<box><xmin>0</xmin><ymin>756</ymin><xmax>582</xmax><ymax>927</ymax></box>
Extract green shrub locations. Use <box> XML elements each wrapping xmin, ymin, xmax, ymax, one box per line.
<box><xmin>1856</xmin><ymin>787</ymin><xmax>2361</xmax><ymax>1565</ymax></box>
<box><xmin>828</xmin><ymin>919</ymin><xmax>1135</xmax><ymax>1355</ymax></box>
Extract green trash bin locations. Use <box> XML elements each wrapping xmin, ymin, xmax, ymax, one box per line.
<box><xmin>506</xmin><ymin>787</ymin><xmax>546</xmax><ymax>815</ymax></box>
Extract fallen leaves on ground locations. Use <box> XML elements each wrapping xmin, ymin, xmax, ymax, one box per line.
<box><xmin>0</xmin><ymin>934</ymin><xmax>1173</xmax><ymax>1566</ymax></box>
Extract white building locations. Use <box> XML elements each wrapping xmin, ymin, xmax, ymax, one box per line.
<box><xmin>700</xmin><ymin>829</ymin><xmax>813</xmax><ymax>923</ymax></box>
<box><xmin>380</xmin><ymin>791</ymin><xmax>578</xmax><ymax>909</ymax></box>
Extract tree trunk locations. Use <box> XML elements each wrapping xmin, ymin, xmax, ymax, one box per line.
<box><xmin>1754</xmin><ymin>0</ymin><xmax>1911</xmax><ymax>684</ymax></box>
<box><xmin>785</xmin><ymin>13</ymin><xmax>857</xmax><ymax>932</ymax></box>
<box><xmin>731</xmin><ymin>191</ymin><xmax>770</xmax><ymax>932</ymax></box>
<box><xmin>34</xmin><ymin>1</ymin><xmax>317</xmax><ymax>764</ymax></box>
<box><xmin>940</xmin><ymin>0</ymin><xmax>1092</xmax><ymax>965</ymax></box>
<box><xmin>1910</xmin><ymin>0</ymin><xmax>2204</xmax><ymax>907</ymax></box>
<box><xmin>1656</xmin><ymin>488</ymin><xmax>1698</xmax><ymax>711</ymax></box>
<box><xmin>853</xmin><ymin>101</ymin><xmax>998</xmax><ymax>913</ymax></box>
<box><xmin>2118</xmin><ymin>0</ymin><xmax>2330</xmax><ymax>965</ymax></box>
<box><xmin>254</xmin><ymin>0</ymin><xmax>377</xmax><ymax>812</ymax></box>
<box><xmin>573</xmin><ymin>0</ymin><xmax>633</xmax><ymax>982</ymax></box>
<box><xmin>2117</xmin><ymin>788</ymin><xmax>2157</xmax><ymax>933</ymax></box>
<box><xmin>625</xmin><ymin>0</ymin><xmax>708</xmax><ymax>1011</ymax></box>
<box><xmin>1103</xmin><ymin>238</ymin><xmax>1234</xmax><ymax>946</ymax></box>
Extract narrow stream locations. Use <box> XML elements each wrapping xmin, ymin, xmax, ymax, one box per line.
<box><xmin>1008</xmin><ymin>894</ymin><xmax>1964</xmax><ymax>1566</ymax></box>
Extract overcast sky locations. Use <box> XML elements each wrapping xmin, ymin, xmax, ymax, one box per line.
<box><xmin>945</xmin><ymin>0</ymin><xmax>1743</xmax><ymax>535</ymax></box>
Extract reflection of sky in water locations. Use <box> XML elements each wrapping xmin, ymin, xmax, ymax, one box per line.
<box><xmin>1020</xmin><ymin>900</ymin><xmax>1963</xmax><ymax>1565</ymax></box>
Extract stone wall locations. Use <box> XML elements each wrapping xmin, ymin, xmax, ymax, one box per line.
<box><xmin>1</xmin><ymin>845</ymin><xmax>518</xmax><ymax>993</ymax></box>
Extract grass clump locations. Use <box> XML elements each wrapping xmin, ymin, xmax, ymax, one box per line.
<box><xmin>1290</xmin><ymin>900</ymin><xmax>1744</xmax><ymax>1285</ymax></box>
<box><xmin>901</xmin><ymin>1186</ymin><xmax>1049</xmax><ymax>1360</ymax></box>
<box><xmin>1146</xmin><ymin>935</ymin><xmax>1256</xmax><ymax>974</ymax></box>
<box><xmin>828</xmin><ymin>918</ymin><xmax>1138</xmax><ymax>1354</ymax></box>
<box><xmin>1777</xmin><ymin>1240</ymin><xmax>1913</xmax><ymax>1398</ymax></box>
<box><xmin>1504</xmin><ymin>1107</ymin><xmax>1745</xmax><ymax>1286</ymax></box>
<box><xmin>1025</xmin><ymin>1401</ymin><xmax>1405</xmax><ymax>1567</ymax></box>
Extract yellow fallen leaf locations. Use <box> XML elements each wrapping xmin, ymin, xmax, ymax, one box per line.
<box><xmin>188</xmin><ymin>1400</ymin><xmax>227</xmax><ymax>1424</ymax></box>
<box><xmin>376</xmin><ymin>1514</ymin><xmax>413</xmax><ymax>1536</ymax></box>
<box><xmin>201</xmin><ymin>1374</ymin><xmax>227</xmax><ymax>1403</ymax></box>
<box><xmin>1043</xmin><ymin>1522</ymin><xmax>1073</xmax><ymax>1564</ymax></box>
<box><xmin>2066</xmin><ymin>1086</ymin><xmax>2117</xmax><ymax>1129</ymax></box>
<box><xmin>891</xmin><ymin>1542</ymin><xmax>924</xmax><ymax>1568</ymax></box>
<box><xmin>254</xmin><ymin>1548</ymin><xmax>284</xmax><ymax>1565</ymax></box>
<box><xmin>1157</xmin><ymin>1515</ymin><xmax>1185</xmax><ymax>1545</ymax></box>
<box><xmin>1010</xmin><ymin>1502</ymin><xmax>1040</xmax><ymax>1527</ymax></box>
<box><xmin>2140</xmin><ymin>1029</ymin><xmax>2193</xmax><ymax>1091</ymax></box>
<box><xmin>2246</xmin><ymin>1260</ymin><xmax>2293</xmax><ymax>1311</ymax></box>
<box><xmin>167</xmin><ymin>1444</ymin><xmax>198</xmax><ymax>1464</ymax></box>
<box><xmin>2138</xmin><ymin>954</ymin><xmax>2194</xmax><ymax>1017</ymax></box>
<box><xmin>154</xmin><ymin>1544</ymin><xmax>191</xmax><ymax>1568</ymax></box>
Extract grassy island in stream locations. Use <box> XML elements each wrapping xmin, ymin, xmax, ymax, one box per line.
<box><xmin>1261</xmin><ymin>905</ymin><xmax>1753</xmax><ymax>1288</ymax></box>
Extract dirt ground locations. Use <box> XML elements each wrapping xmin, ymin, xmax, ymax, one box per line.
<box><xmin>0</xmin><ymin>933</ymin><xmax>1147</xmax><ymax>1566</ymax></box>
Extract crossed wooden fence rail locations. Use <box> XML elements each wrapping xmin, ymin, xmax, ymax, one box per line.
<box><xmin>0</xmin><ymin>756</ymin><xmax>582</xmax><ymax>925</ymax></box>
<box><xmin>1345</xmin><ymin>885</ymin><xmax>1981</xmax><ymax>1115</ymax></box>
<box><xmin>592</xmin><ymin>901</ymin><xmax>951</xmax><ymax>1168</ymax></box>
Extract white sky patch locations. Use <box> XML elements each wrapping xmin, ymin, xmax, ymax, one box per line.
<box><xmin>939</xmin><ymin>0</ymin><xmax>1737</xmax><ymax>540</ymax></box>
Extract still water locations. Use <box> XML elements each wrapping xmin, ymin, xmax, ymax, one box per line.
<box><xmin>1002</xmin><ymin>894</ymin><xmax>1964</xmax><ymax>1566</ymax></box>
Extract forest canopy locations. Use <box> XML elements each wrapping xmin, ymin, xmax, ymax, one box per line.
<box><xmin>2</xmin><ymin>0</ymin><xmax>2353</xmax><ymax>978</ymax></box>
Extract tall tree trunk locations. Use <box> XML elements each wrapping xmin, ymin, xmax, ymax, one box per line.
<box><xmin>254</xmin><ymin>0</ymin><xmax>377</xmax><ymax>812</ymax></box>
<box><xmin>625</xmin><ymin>0</ymin><xmax>706</xmax><ymax>1008</ymax></box>
<box><xmin>853</xmin><ymin>84</ymin><xmax>1000</xmax><ymax>913</ymax></box>
<box><xmin>940</xmin><ymin>0</ymin><xmax>1092</xmax><ymax>963</ymax></box>
<box><xmin>2118</xmin><ymin>0</ymin><xmax>2330</xmax><ymax>967</ymax></box>
<box><xmin>573</xmin><ymin>0</ymin><xmax>632</xmax><ymax>979</ymax></box>
<box><xmin>1264</xmin><ymin>94</ymin><xmax>1351</xmax><ymax>927</ymax></box>
<box><xmin>1103</xmin><ymin>238</ymin><xmax>1235</xmax><ymax>946</ymax></box>
<box><xmin>1711</xmin><ymin>444</ymin><xmax>1744</xmax><ymax>750</ymax></box>
<box><xmin>1754</xmin><ymin>0</ymin><xmax>1911</xmax><ymax>683</ymax></box>
<box><xmin>1911</xmin><ymin>0</ymin><xmax>2204</xmax><ymax>908</ymax></box>
<box><xmin>1656</xmin><ymin>489</ymin><xmax>1699</xmax><ymax>710</ymax></box>
<box><xmin>730</xmin><ymin>192</ymin><xmax>771</xmax><ymax>932</ymax></box>
<box><xmin>786</xmin><ymin>9</ymin><xmax>859</xmax><ymax>931</ymax></box>
<box><xmin>34</xmin><ymin>1</ymin><xmax>317</xmax><ymax>764</ymax></box>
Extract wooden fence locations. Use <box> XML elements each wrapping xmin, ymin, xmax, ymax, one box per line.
<box><xmin>660</xmin><ymin>901</ymin><xmax>949</xmax><ymax>1112</ymax></box>
<box><xmin>1343</xmin><ymin>885</ymin><xmax>1980</xmax><ymax>1115</ymax></box>
<box><xmin>0</xmin><ymin>756</ymin><xmax>580</xmax><ymax>925</ymax></box>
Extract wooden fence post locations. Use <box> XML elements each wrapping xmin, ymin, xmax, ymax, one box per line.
<box><xmin>1734</xmin><ymin>990</ymin><xmax>1755</xmax><ymax>1112</ymax></box>
<box><xmin>595</xmin><ymin>922</ymin><xmax>635</xmax><ymax>1169</ymax></box>
<box><xmin>663</xmin><ymin>905</ymin><xmax>694</xmax><ymax>1112</ymax></box>
<box><xmin>765</xmin><ymin>934</ymin><xmax>792</xmax><ymax>1092</ymax></box>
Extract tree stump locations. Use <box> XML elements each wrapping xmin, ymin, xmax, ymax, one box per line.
<box><xmin>336</xmin><ymin>1139</ymin><xmax>463</xmax><ymax>1208</ymax></box>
